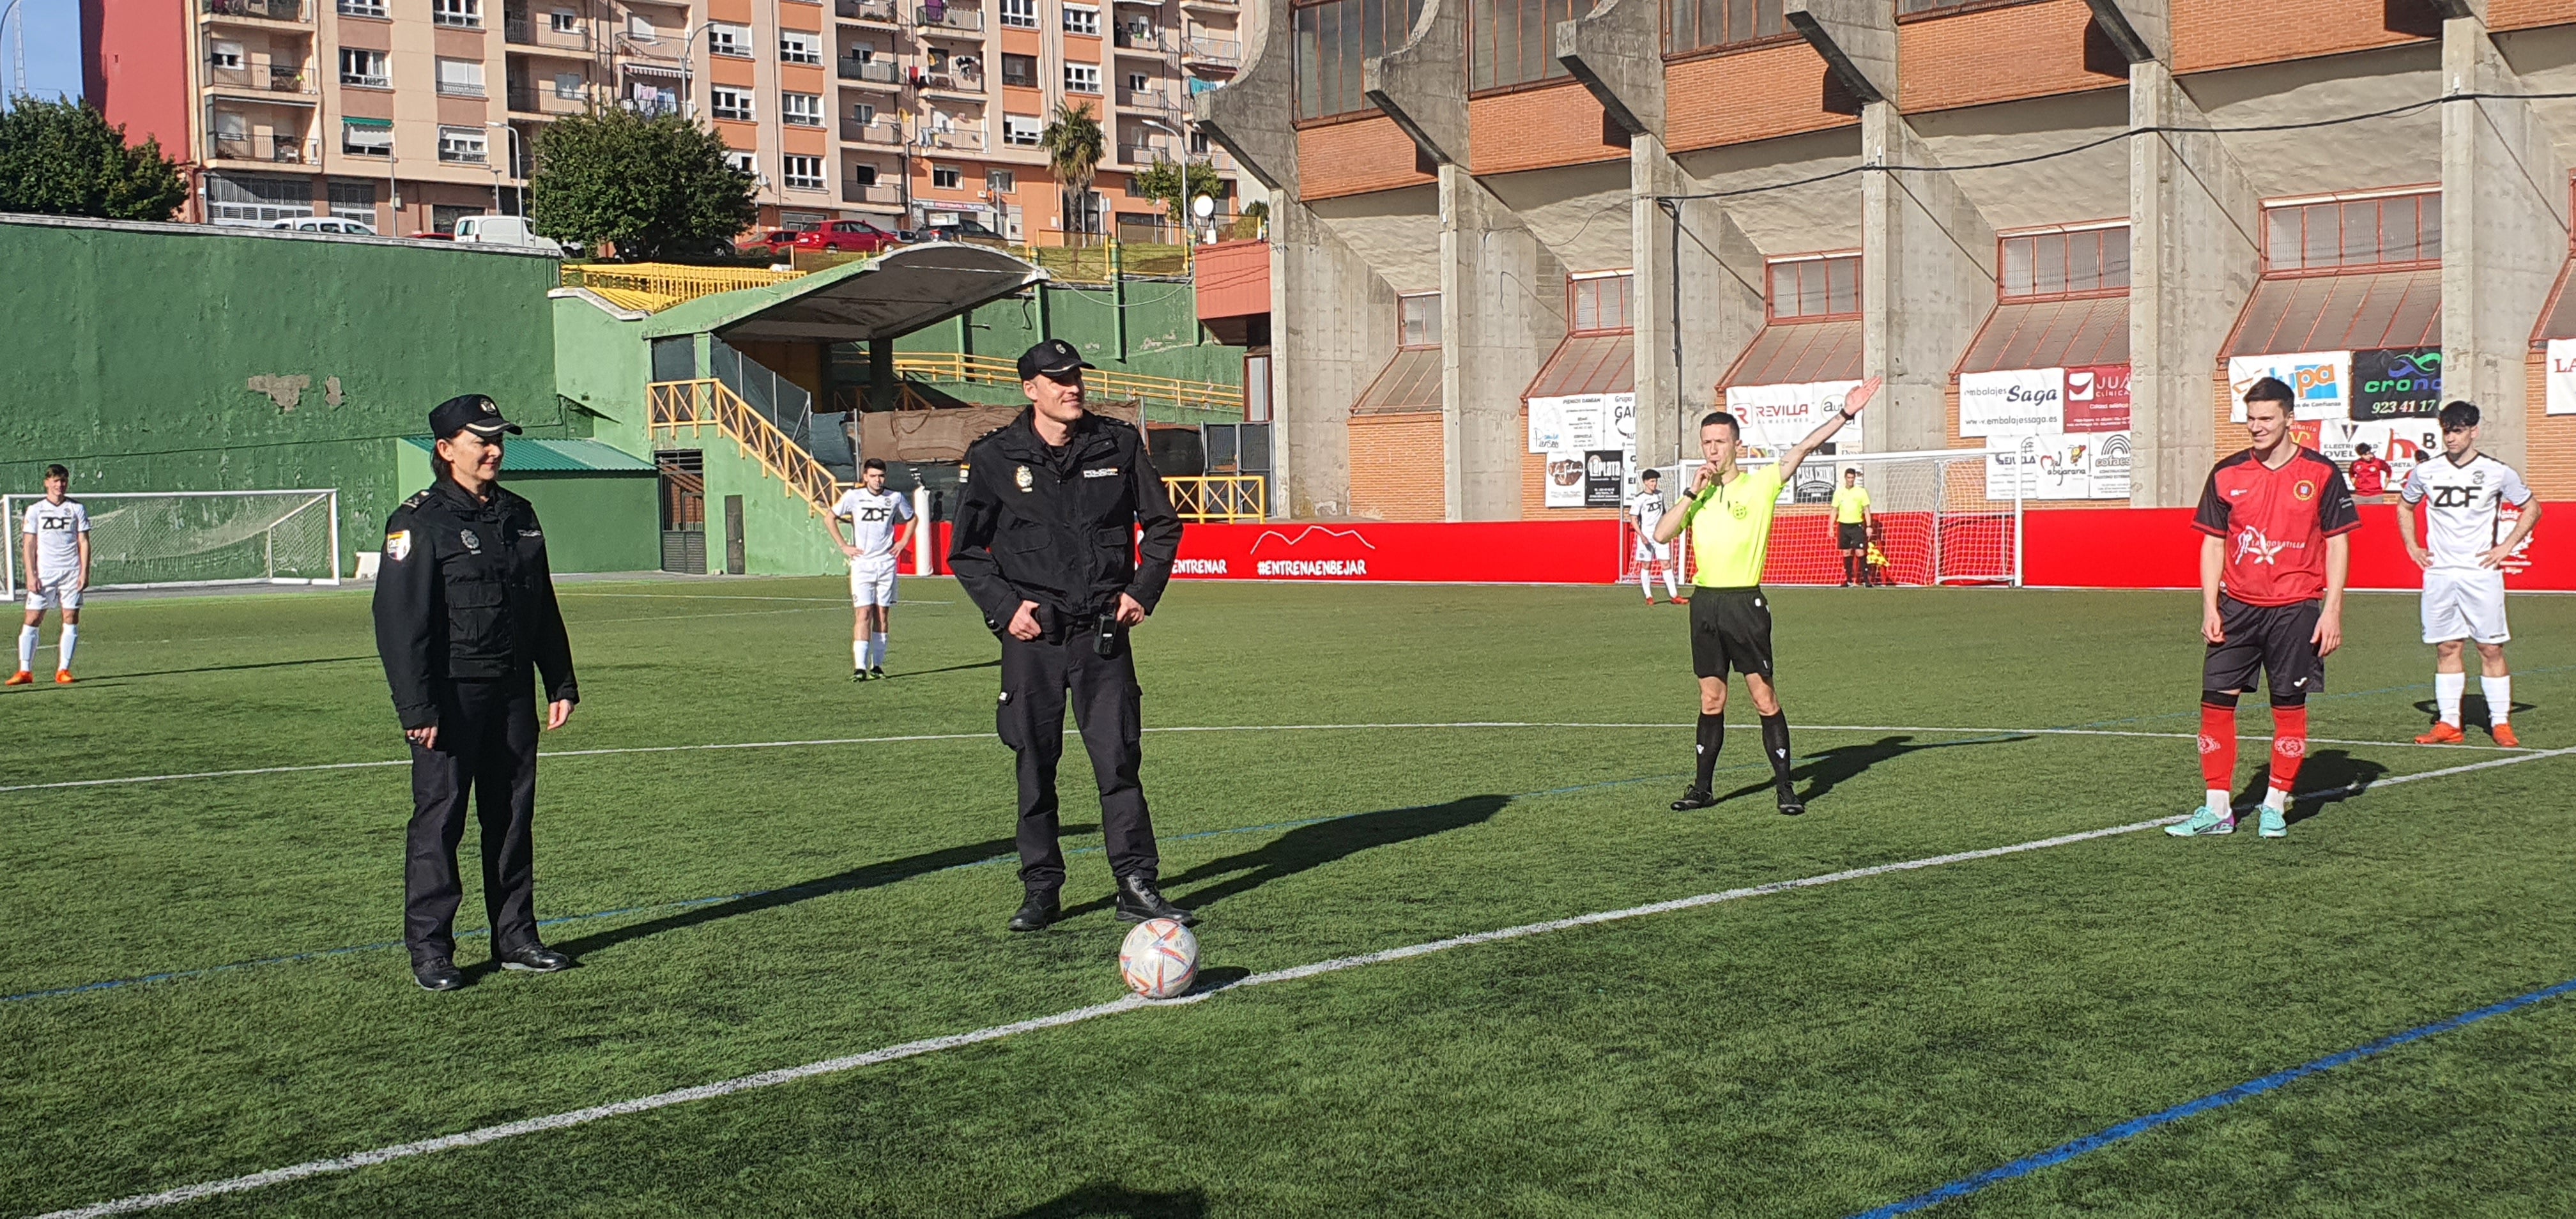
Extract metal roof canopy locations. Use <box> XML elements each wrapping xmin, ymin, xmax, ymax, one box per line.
<box><xmin>1721</xmin><ymin>318</ymin><xmax>1862</xmax><ymax>389</ymax></box>
<box><xmin>1957</xmin><ymin>296</ymin><xmax>2129</xmax><ymax>376</ymax></box>
<box><xmin>642</xmin><ymin>243</ymin><xmax>1048</xmax><ymax>344</ymax></box>
<box><xmin>2224</xmin><ymin>268</ymin><xmax>2440</xmax><ymax>358</ymax></box>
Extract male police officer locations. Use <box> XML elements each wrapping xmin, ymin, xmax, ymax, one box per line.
<box><xmin>951</xmin><ymin>339</ymin><xmax>1190</xmax><ymax>933</ymax></box>
<box><xmin>374</xmin><ymin>394</ymin><xmax>580</xmax><ymax>991</ymax></box>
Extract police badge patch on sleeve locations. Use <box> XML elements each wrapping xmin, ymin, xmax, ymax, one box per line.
<box><xmin>385</xmin><ymin>530</ymin><xmax>411</xmax><ymax>562</ymax></box>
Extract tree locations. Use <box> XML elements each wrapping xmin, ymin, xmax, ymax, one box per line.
<box><xmin>1128</xmin><ymin>157</ymin><xmax>1224</xmax><ymax>233</ymax></box>
<box><xmin>1039</xmin><ymin>102</ymin><xmax>1104</xmax><ymax>242</ymax></box>
<box><xmin>528</xmin><ymin>107</ymin><xmax>756</xmax><ymax>261</ymax></box>
<box><xmin>1226</xmin><ymin>199</ymin><xmax>1269</xmax><ymax>241</ymax></box>
<box><xmin>0</xmin><ymin>96</ymin><xmax>186</xmax><ymax>221</ymax></box>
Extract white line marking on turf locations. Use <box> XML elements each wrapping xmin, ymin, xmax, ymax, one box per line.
<box><xmin>0</xmin><ymin>722</ymin><xmax>2522</xmax><ymax>795</ymax></box>
<box><xmin>34</xmin><ymin>741</ymin><xmax>2576</xmax><ymax>1219</ymax></box>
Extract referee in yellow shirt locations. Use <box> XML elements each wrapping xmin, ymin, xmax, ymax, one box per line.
<box><xmin>1655</xmin><ymin>376</ymin><xmax>1878</xmax><ymax>815</ymax></box>
<box><xmin>1832</xmin><ymin>468</ymin><xmax>1873</xmax><ymax>586</ymax></box>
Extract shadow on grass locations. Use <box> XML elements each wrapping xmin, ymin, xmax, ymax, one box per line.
<box><xmin>876</xmin><ymin>659</ymin><xmax>1000</xmax><ymax>681</ymax></box>
<box><xmin>53</xmin><ymin>655</ymin><xmax>379</xmax><ymax>681</ymax></box>
<box><xmin>1002</xmin><ymin>1183</ymin><xmax>1209</xmax><ymax>1218</ymax></box>
<box><xmin>1704</xmin><ymin>733</ymin><xmax>2032</xmax><ymax>808</ymax></box>
<box><xmin>2235</xmin><ymin>749</ymin><xmax>2391</xmax><ymax>825</ymax></box>
<box><xmin>1061</xmin><ymin>795</ymin><xmax>1511</xmax><ymax>918</ymax></box>
<box><xmin>2410</xmin><ymin>696</ymin><xmax>2536</xmax><ymax>732</ymax></box>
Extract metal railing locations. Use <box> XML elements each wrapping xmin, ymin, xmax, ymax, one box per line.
<box><xmin>508</xmin><ymin>84</ymin><xmax>587</xmax><ymax>113</ymax></box>
<box><xmin>206</xmin><ymin>62</ymin><xmax>314</xmax><ymax>93</ymax></box>
<box><xmin>914</xmin><ymin>4</ymin><xmax>983</xmax><ymax>29</ymax></box>
<box><xmin>505</xmin><ymin>17</ymin><xmax>592</xmax><ymax>47</ymax></box>
<box><xmin>922</xmin><ymin>126</ymin><xmax>984</xmax><ymax>151</ymax></box>
<box><xmin>1163</xmin><ymin>475</ymin><xmax>1265</xmax><ymax>523</ymax></box>
<box><xmin>647</xmin><ymin>379</ymin><xmax>841</xmax><ymax>518</ymax></box>
<box><xmin>837</xmin><ymin>0</ymin><xmax>899</xmax><ymax>20</ymax></box>
<box><xmin>211</xmin><ymin>132</ymin><xmax>316</xmax><ymax>163</ymax></box>
<box><xmin>892</xmin><ymin>352</ymin><xmax>1240</xmax><ymax>415</ymax></box>
<box><xmin>841</xmin><ymin>118</ymin><xmax>901</xmax><ymax>144</ymax></box>
<box><xmin>201</xmin><ymin>0</ymin><xmax>309</xmax><ymax>19</ymax></box>
<box><xmin>1111</xmin><ymin>26</ymin><xmax>1165</xmax><ymax>49</ymax></box>
<box><xmin>1117</xmin><ymin>87</ymin><xmax>1177</xmax><ymax>113</ymax></box>
<box><xmin>919</xmin><ymin>68</ymin><xmax>983</xmax><ymax>93</ymax></box>
<box><xmin>564</xmin><ymin>262</ymin><xmax>806</xmax><ymax>307</ymax></box>
<box><xmin>1182</xmin><ymin>34</ymin><xmax>1238</xmax><ymax>63</ymax></box>
<box><xmin>435</xmin><ymin>79</ymin><xmax>487</xmax><ymax>96</ymax></box>
<box><xmin>1117</xmin><ymin>142</ymin><xmax>1169</xmax><ymax>165</ymax></box>
<box><xmin>838</xmin><ymin>58</ymin><xmax>901</xmax><ymax>83</ymax></box>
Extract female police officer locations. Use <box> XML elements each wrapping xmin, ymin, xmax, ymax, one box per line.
<box><xmin>374</xmin><ymin>394</ymin><xmax>580</xmax><ymax>991</ymax></box>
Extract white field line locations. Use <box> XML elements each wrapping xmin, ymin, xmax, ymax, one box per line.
<box><xmin>36</xmin><ymin>740</ymin><xmax>2576</xmax><ymax>1218</ymax></box>
<box><xmin>0</xmin><ymin>722</ymin><xmax>2522</xmax><ymax>795</ymax></box>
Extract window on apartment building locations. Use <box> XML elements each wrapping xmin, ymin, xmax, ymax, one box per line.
<box><xmin>1000</xmin><ymin>0</ymin><xmax>1037</xmax><ymax>26</ymax></box>
<box><xmin>210</xmin><ymin>40</ymin><xmax>244</xmax><ymax>68</ymax></box>
<box><xmin>852</xmin><ymin>162</ymin><xmax>880</xmax><ymax>185</ymax></box>
<box><xmin>549</xmin><ymin>7</ymin><xmax>577</xmax><ymax>30</ymax></box>
<box><xmin>1001</xmin><ymin>52</ymin><xmax>1038</xmax><ymax>86</ymax></box>
<box><xmin>554</xmin><ymin>71</ymin><xmax>584</xmax><ymax>99</ymax></box>
<box><xmin>339</xmin><ymin>0</ymin><xmax>387</xmax><ymax>17</ymax></box>
<box><xmin>1126</xmin><ymin>71</ymin><xmax>1149</xmax><ymax>93</ymax></box>
<box><xmin>1065</xmin><ymin>63</ymin><xmax>1101</xmax><ymax>93</ymax></box>
<box><xmin>206</xmin><ymin>174</ymin><xmax>310</xmax><ymax>226</ymax></box>
<box><xmin>435</xmin><ymin>58</ymin><xmax>485</xmax><ymax>96</ymax></box>
<box><xmin>1664</xmin><ymin>0</ymin><xmax>1783</xmax><ymax>54</ymax></box>
<box><xmin>339</xmin><ymin>48</ymin><xmax>390</xmax><ymax>87</ymax></box>
<box><xmin>328</xmin><ymin>180</ymin><xmax>376</xmax><ymax>224</ymax></box>
<box><xmin>781</xmin><ymin>92</ymin><xmax>822</xmax><ymax>125</ymax></box>
<box><xmin>782</xmin><ymin>154</ymin><xmax>824</xmax><ymax>190</ymax></box>
<box><xmin>1998</xmin><ymin>223</ymin><xmax>2131</xmax><ymax>300</ymax></box>
<box><xmin>725</xmin><ymin>149</ymin><xmax>757</xmax><ymax>176</ymax></box>
<box><xmin>438</xmin><ymin>126</ymin><xmax>488</xmax><ymax>163</ymax></box>
<box><xmin>431</xmin><ymin>0</ymin><xmax>479</xmax><ymax>26</ymax></box>
<box><xmin>1064</xmin><ymin>4</ymin><xmax>1100</xmax><ymax>34</ymax></box>
<box><xmin>1294</xmin><ymin>0</ymin><xmax>1426</xmax><ymax>120</ymax></box>
<box><xmin>2263</xmin><ymin>190</ymin><xmax>2442</xmax><ymax>274</ymax></box>
<box><xmin>1399</xmin><ymin>293</ymin><xmax>1441</xmax><ymax>348</ymax></box>
<box><xmin>1002</xmin><ymin>113</ymin><xmax>1041</xmax><ymax>144</ymax></box>
<box><xmin>340</xmin><ymin>119</ymin><xmax>393</xmax><ymax>156</ymax></box>
<box><xmin>852</xmin><ymin>100</ymin><xmax>878</xmax><ymax>123</ymax></box>
<box><xmin>1570</xmin><ymin>272</ymin><xmax>1633</xmax><ymax>333</ymax></box>
<box><xmin>709</xmin><ymin>87</ymin><xmax>754</xmax><ymax>121</ymax></box>
<box><xmin>1767</xmin><ymin>253</ymin><xmax>1860</xmax><ymax>321</ymax></box>
<box><xmin>707</xmin><ymin>21</ymin><xmax>753</xmax><ymax>56</ymax></box>
<box><xmin>932</xmin><ymin>164</ymin><xmax>963</xmax><ymax>188</ymax></box>
<box><xmin>779</xmin><ymin>30</ymin><xmax>822</xmax><ymax>63</ymax></box>
<box><xmin>627</xmin><ymin>13</ymin><xmax>656</xmax><ymax>39</ymax></box>
<box><xmin>432</xmin><ymin>203</ymin><xmax>477</xmax><ymax>234</ymax></box>
<box><xmin>988</xmin><ymin>169</ymin><xmax>1015</xmax><ymax>193</ymax></box>
<box><xmin>1469</xmin><ymin>0</ymin><xmax>1580</xmax><ymax>92</ymax></box>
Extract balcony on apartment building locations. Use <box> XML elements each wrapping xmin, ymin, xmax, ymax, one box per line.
<box><xmin>841</xmin><ymin>117</ymin><xmax>901</xmax><ymax>144</ymax></box>
<box><xmin>919</xmin><ymin>66</ymin><xmax>983</xmax><ymax>97</ymax></box>
<box><xmin>206</xmin><ymin>59</ymin><xmax>314</xmax><ymax>95</ymax></box>
<box><xmin>838</xmin><ymin>0</ymin><xmax>900</xmax><ymax>22</ymax></box>
<box><xmin>1117</xmin><ymin>139</ymin><xmax>1170</xmax><ymax>166</ymax></box>
<box><xmin>504</xmin><ymin>12</ymin><xmax>594</xmax><ymax>52</ymax></box>
<box><xmin>1115</xmin><ymin>86</ymin><xmax>1177</xmax><ymax>116</ymax></box>
<box><xmin>211</xmin><ymin>130</ymin><xmax>318</xmax><ymax>164</ymax></box>
<box><xmin>843</xmin><ymin>180</ymin><xmax>901</xmax><ymax>204</ymax></box>
<box><xmin>1180</xmin><ymin>34</ymin><xmax>1237</xmax><ymax>66</ymax></box>
<box><xmin>508</xmin><ymin>79</ymin><xmax>590</xmax><ymax>114</ymax></box>
<box><xmin>922</xmin><ymin>126</ymin><xmax>985</xmax><ymax>152</ymax></box>
<box><xmin>839</xmin><ymin>57</ymin><xmax>902</xmax><ymax>84</ymax></box>
<box><xmin>1177</xmin><ymin>0</ymin><xmax>1234</xmax><ymax>12</ymax></box>
<box><xmin>914</xmin><ymin>4</ymin><xmax>982</xmax><ymax>33</ymax></box>
<box><xmin>1111</xmin><ymin>25</ymin><xmax>1167</xmax><ymax>52</ymax></box>
<box><xmin>201</xmin><ymin>0</ymin><xmax>309</xmax><ymax>22</ymax></box>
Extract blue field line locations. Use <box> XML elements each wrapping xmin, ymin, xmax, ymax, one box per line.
<box><xmin>1848</xmin><ymin>973</ymin><xmax>2576</xmax><ymax>1218</ymax></box>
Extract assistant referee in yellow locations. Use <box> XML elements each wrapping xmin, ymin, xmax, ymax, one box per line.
<box><xmin>1655</xmin><ymin>377</ymin><xmax>1878</xmax><ymax>815</ymax></box>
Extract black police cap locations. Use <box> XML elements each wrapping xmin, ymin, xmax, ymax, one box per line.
<box><xmin>1017</xmin><ymin>339</ymin><xmax>1098</xmax><ymax>381</ymax></box>
<box><xmin>429</xmin><ymin>394</ymin><xmax>523</xmax><ymax>440</ymax></box>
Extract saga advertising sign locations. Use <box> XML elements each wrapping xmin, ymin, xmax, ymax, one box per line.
<box><xmin>1959</xmin><ymin>367</ymin><xmax>2066</xmax><ymax>437</ymax></box>
<box><xmin>2348</xmin><ymin>348</ymin><xmax>2442</xmax><ymax>420</ymax></box>
<box><xmin>2228</xmin><ymin>351</ymin><xmax>2350</xmax><ymax>421</ymax></box>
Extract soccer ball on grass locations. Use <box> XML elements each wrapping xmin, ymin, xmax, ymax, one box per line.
<box><xmin>1119</xmin><ymin>917</ymin><xmax>1199</xmax><ymax>1000</ymax></box>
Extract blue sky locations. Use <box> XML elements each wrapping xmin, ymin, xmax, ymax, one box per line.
<box><xmin>12</xmin><ymin>0</ymin><xmax>84</xmax><ymax>103</ymax></box>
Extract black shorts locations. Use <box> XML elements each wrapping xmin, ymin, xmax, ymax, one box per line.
<box><xmin>1837</xmin><ymin>523</ymin><xmax>1868</xmax><ymax>550</ymax></box>
<box><xmin>1689</xmin><ymin>587</ymin><xmax>1775</xmax><ymax>679</ymax></box>
<box><xmin>2204</xmin><ymin>595</ymin><xmax>2326</xmax><ymax>698</ymax></box>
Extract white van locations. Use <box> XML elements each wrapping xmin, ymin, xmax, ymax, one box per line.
<box><xmin>450</xmin><ymin>214</ymin><xmax>568</xmax><ymax>255</ymax></box>
<box><xmin>268</xmin><ymin>216</ymin><xmax>378</xmax><ymax>235</ymax></box>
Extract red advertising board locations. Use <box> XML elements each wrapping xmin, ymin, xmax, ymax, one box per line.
<box><xmin>2020</xmin><ymin>503</ymin><xmax>2575</xmax><ymax>592</ymax></box>
<box><xmin>2064</xmin><ymin>364</ymin><xmax>2131</xmax><ymax>432</ymax></box>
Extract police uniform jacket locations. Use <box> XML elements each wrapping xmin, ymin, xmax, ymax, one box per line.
<box><xmin>372</xmin><ymin>479</ymin><xmax>579</xmax><ymax>730</ymax></box>
<box><xmin>949</xmin><ymin>409</ymin><xmax>1183</xmax><ymax>631</ymax></box>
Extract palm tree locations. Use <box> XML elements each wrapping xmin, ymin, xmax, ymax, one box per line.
<box><xmin>1040</xmin><ymin>101</ymin><xmax>1105</xmax><ymax>245</ymax></box>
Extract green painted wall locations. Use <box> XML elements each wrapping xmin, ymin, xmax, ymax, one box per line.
<box><xmin>0</xmin><ymin>217</ymin><xmax>567</xmax><ymax>575</ymax></box>
<box><xmin>696</xmin><ymin>437</ymin><xmax>848</xmax><ymax>576</ymax></box>
<box><xmin>552</xmin><ymin>296</ymin><xmax>654</xmax><ymax>459</ymax></box>
<box><xmin>392</xmin><ymin>441</ymin><xmax>658</xmax><ymax>574</ymax></box>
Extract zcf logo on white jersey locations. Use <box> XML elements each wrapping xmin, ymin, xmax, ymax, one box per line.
<box><xmin>37</xmin><ymin>518</ymin><xmax>75</xmax><ymax>531</ymax></box>
<box><xmin>857</xmin><ymin>507</ymin><xmax>892</xmax><ymax>523</ymax></box>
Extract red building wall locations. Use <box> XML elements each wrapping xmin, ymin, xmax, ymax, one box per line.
<box><xmin>82</xmin><ymin>0</ymin><xmax>193</xmax><ymax>159</ymax></box>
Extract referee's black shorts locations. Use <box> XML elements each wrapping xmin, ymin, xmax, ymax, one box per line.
<box><xmin>1837</xmin><ymin>523</ymin><xmax>1868</xmax><ymax>550</ymax></box>
<box><xmin>2203</xmin><ymin>594</ymin><xmax>2326</xmax><ymax>697</ymax></box>
<box><xmin>1689</xmin><ymin>586</ymin><xmax>1775</xmax><ymax>680</ymax></box>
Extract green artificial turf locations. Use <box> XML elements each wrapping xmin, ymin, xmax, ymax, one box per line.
<box><xmin>2</xmin><ymin>578</ymin><xmax>2572</xmax><ymax>1218</ymax></box>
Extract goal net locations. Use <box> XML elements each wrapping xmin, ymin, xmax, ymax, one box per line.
<box><xmin>2</xmin><ymin>490</ymin><xmax>341</xmax><ymax>597</ymax></box>
<box><xmin>1620</xmin><ymin>451</ymin><xmax>2018</xmax><ymax>588</ymax></box>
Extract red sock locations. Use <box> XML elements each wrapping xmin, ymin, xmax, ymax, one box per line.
<box><xmin>2200</xmin><ymin>702</ymin><xmax>2237</xmax><ymax>791</ymax></box>
<box><xmin>2269</xmin><ymin>704</ymin><xmax>2308</xmax><ymax>793</ymax></box>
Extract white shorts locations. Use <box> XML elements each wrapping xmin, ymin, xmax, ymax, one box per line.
<box><xmin>1634</xmin><ymin>539</ymin><xmax>1671</xmax><ymax>564</ymax></box>
<box><xmin>25</xmin><ymin>574</ymin><xmax>80</xmax><ymax>613</ymax></box>
<box><xmin>849</xmin><ymin>558</ymin><xmax>898</xmax><ymax>608</ymax></box>
<box><xmin>2422</xmin><ymin>567</ymin><xmax>2508</xmax><ymax>645</ymax></box>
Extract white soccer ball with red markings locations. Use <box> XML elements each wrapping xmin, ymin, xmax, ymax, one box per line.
<box><xmin>1119</xmin><ymin>918</ymin><xmax>1199</xmax><ymax>1000</ymax></box>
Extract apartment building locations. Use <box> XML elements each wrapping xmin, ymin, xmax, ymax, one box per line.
<box><xmin>1198</xmin><ymin>0</ymin><xmax>2576</xmax><ymax>521</ymax></box>
<box><xmin>82</xmin><ymin>0</ymin><xmax>1243</xmax><ymax>239</ymax></box>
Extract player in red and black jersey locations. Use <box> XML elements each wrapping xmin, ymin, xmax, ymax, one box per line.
<box><xmin>2170</xmin><ymin>376</ymin><xmax>2361</xmax><ymax>840</ymax></box>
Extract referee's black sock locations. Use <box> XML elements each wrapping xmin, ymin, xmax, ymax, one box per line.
<box><xmin>1694</xmin><ymin>712</ymin><xmax>1724</xmax><ymax>791</ymax></box>
<box><xmin>1759</xmin><ymin>712</ymin><xmax>1795</xmax><ymax>794</ymax></box>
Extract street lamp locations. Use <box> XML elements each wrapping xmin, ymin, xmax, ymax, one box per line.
<box><xmin>487</xmin><ymin>121</ymin><xmax>527</xmax><ymax>215</ymax></box>
<box><xmin>676</xmin><ymin>20</ymin><xmax>717</xmax><ymax>119</ymax></box>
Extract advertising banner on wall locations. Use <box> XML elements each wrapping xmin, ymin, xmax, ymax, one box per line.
<box><xmin>1987</xmin><ymin>432</ymin><xmax>2134</xmax><ymax>501</ymax></box>
<box><xmin>1724</xmin><ymin>380</ymin><xmax>1862</xmax><ymax>452</ymax></box>
<box><xmin>2064</xmin><ymin>364</ymin><xmax>2132</xmax><ymax>431</ymax></box>
<box><xmin>1528</xmin><ymin>394</ymin><xmax>1617</xmax><ymax>454</ymax></box>
<box><xmin>2311</xmin><ymin>418</ymin><xmax>2442</xmax><ymax>482</ymax></box>
<box><xmin>2348</xmin><ymin>348</ymin><xmax>2443</xmax><ymax>420</ymax></box>
<box><xmin>1959</xmin><ymin>367</ymin><xmax>2066</xmax><ymax>436</ymax></box>
<box><xmin>1544</xmin><ymin>450</ymin><xmax>1586</xmax><ymax>508</ymax></box>
<box><xmin>2549</xmin><ymin>339</ymin><xmax>2576</xmax><ymax>416</ymax></box>
<box><xmin>2228</xmin><ymin>351</ymin><xmax>2350</xmax><ymax>420</ymax></box>
<box><xmin>1584</xmin><ymin>450</ymin><xmax>1627</xmax><ymax>507</ymax></box>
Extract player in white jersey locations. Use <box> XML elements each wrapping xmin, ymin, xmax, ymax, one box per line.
<box><xmin>1629</xmin><ymin>468</ymin><xmax>1682</xmax><ymax>604</ymax></box>
<box><xmin>2397</xmin><ymin>401</ymin><xmax>2543</xmax><ymax>746</ymax></box>
<box><xmin>827</xmin><ymin>457</ymin><xmax>917</xmax><ymax>680</ymax></box>
<box><xmin>13</xmin><ymin>465</ymin><xmax>92</xmax><ymax>686</ymax></box>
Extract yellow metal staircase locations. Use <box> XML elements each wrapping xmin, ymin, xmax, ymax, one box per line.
<box><xmin>647</xmin><ymin>379</ymin><xmax>841</xmax><ymax>516</ymax></box>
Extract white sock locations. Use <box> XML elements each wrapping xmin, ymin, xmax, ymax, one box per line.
<box><xmin>16</xmin><ymin>625</ymin><xmax>34</xmax><ymax>673</ymax></box>
<box><xmin>1639</xmin><ymin>566</ymin><xmax>1654</xmax><ymax>599</ymax></box>
<box><xmin>2482</xmin><ymin>675</ymin><xmax>2511</xmax><ymax>726</ymax></box>
<box><xmin>2435</xmin><ymin>671</ymin><xmax>2465</xmax><ymax>726</ymax></box>
<box><xmin>56</xmin><ymin>625</ymin><xmax>75</xmax><ymax>672</ymax></box>
<box><xmin>870</xmin><ymin>632</ymin><xmax>887</xmax><ymax>668</ymax></box>
<box><xmin>2207</xmin><ymin>788</ymin><xmax>2232</xmax><ymax>816</ymax></box>
<box><xmin>2262</xmin><ymin>787</ymin><xmax>2288</xmax><ymax>813</ymax></box>
<box><xmin>1663</xmin><ymin>567</ymin><xmax>1680</xmax><ymax>598</ymax></box>
<box><xmin>853</xmin><ymin>637</ymin><xmax>868</xmax><ymax>670</ymax></box>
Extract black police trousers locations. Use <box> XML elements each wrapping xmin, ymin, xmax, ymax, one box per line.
<box><xmin>997</xmin><ymin>623</ymin><xmax>1158</xmax><ymax>893</ymax></box>
<box><xmin>404</xmin><ymin>671</ymin><xmax>540</xmax><ymax>962</ymax></box>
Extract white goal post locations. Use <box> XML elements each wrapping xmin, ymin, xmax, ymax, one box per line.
<box><xmin>1</xmin><ymin>490</ymin><xmax>342</xmax><ymax>598</ymax></box>
<box><xmin>1620</xmin><ymin>450</ymin><xmax>2022</xmax><ymax>588</ymax></box>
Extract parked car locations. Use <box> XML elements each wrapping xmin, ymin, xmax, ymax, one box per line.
<box><xmin>267</xmin><ymin>216</ymin><xmax>378</xmax><ymax>236</ymax></box>
<box><xmin>790</xmin><ymin>219</ymin><xmax>902</xmax><ymax>254</ymax></box>
<box><xmin>916</xmin><ymin>218</ymin><xmax>1008</xmax><ymax>247</ymax></box>
<box><xmin>737</xmin><ymin>229</ymin><xmax>800</xmax><ymax>257</ymax></box>
<box><xmin>451</xmin><ymin>214</ymin><xmax>568</xmax><ymax>255</ymax></box>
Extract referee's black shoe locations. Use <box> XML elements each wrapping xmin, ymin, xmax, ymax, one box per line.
<box><xmin>497</xmin><ymin>942</ymin><xmax>573</xmax><ymax>972</ymax></box>
<box><xmin>1671</xmin><ymin>787</ymin><xmax>1719</xmax><ymax>811</ymax></box>
<box><xmin>1115</xmin><ymin>875</ymin><xmax>1197</xmax><ymax>926</ymax></box>
<box><xmin>413</xmin><ymin>954</ymin><xmax>464</xmax><ymax>992</ymax></box>
<box><xmin>1009</xmin><ymin>889</ymin><xmax>1060</xmax><ymax>932</ymax></box>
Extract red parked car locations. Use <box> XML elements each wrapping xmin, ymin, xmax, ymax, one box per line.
<box><xmin>736</xmin><ymin>229</ymin><xmax>799</xmax><ymax>257</ymax></box>
<box><xmin>791</xmin><ymin>219</ymin><xmax>902</xmax><ymax>254</ymax></box>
